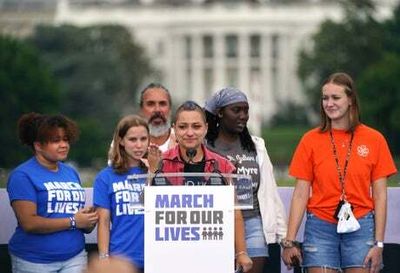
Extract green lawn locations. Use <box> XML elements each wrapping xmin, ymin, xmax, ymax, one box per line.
<box><xmin>1</xmin><ymin>170</ymin><xmax>399</xmax><ymax>188</ymax></box>
<box><xmin>262</xmin><ymin>126</ymin><xmax>308</xmax><ymax>166</ymax></box>
<box><xmin>1</xmin><ymin>126</ymin><xmax>399</xmax><ymax>188</ymax></box>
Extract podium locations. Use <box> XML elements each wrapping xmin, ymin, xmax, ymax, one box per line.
<box><xmin>145</xmin><ymin>185</ymin><xmax>234</xmax><ymax>273</ymax></box>
<box><xmin>124</xmin><ymin>173</ymin><xmax>252</xmax><ymax>273</ymax></box>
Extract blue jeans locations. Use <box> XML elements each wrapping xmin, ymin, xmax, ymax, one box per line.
<box><xmin>244</xmin><ymin>216</ymin><xmax>269</xmax><ymax>257</ymax></box>
<box><xmin>11</xmin><ymin>250</ymin><xmax>87</xmax><ymax>273</ymax></box>
<box><xmin>302</xmin><ymin>212</ymin><xmax>376</xmax><ymax>270</ymax></box>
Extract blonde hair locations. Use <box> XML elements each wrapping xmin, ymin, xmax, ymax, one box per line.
<box><xmin>109</xmin><ymin>115</ymin><xmax>149</xmax><ymax>173</ymax></box>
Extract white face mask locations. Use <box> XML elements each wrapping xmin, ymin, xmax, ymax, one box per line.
<box><xmin>337</xmin><ymin>202</ymin><xmax>360</xmax><ymax>234</ymax></box>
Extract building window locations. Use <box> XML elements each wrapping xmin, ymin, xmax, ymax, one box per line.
<box><xmin>185</xmin><ymin>35</ymin><xmax>192</xmax><ymax>59</ymax></box>
<box><xmin>186</xmin><ymin>67</ymin><xmax>192</xmax><ymax>94</ymax></box>
<box><xmin>250</xmin><ymin>67</ymin><xmax>261</xmax><ymax>87</ymax></box>
<box><xmin>157</xmin><ymin>40</ymin><xmax>164</xmax><ymax>56</ymax></box>
<box><xmin>203</xmin><ymin>35</ymin><xmax>213</xmax><ymax>58</ymax></box>
<box><xmin>226</xmin><ymin>67</ymin><xmax>238</xmax><ymax>86</ymax></box>
<box><xmin>203</xmin><ymin>67</ymin><xmax>214</xmax><ymax>96</ymax></box>
<box><xmin>225</xmin><ymin>34</ymin><xmax>238</xmax><ymax>58</ymax></box>
<box><xmin>250</xmin><ymin>34</ymin><xmax>261</xmax><ymax>58</ymax></box>
<box><xmin>271</xmin><ymin>33</ymin><xmax>279</xmax><ymax>60</ymax></box>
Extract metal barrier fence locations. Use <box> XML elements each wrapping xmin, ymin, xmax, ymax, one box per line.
<box><xmin>1</xmin><ymin>188</ymin><xmax>399</xmax><ymax>273</ymax></box>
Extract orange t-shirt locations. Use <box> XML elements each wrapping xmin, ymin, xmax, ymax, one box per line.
<box><xmin>289</xmin><ymin>124</ymin><xmax>397</xmax><ymax>223</ymax></box>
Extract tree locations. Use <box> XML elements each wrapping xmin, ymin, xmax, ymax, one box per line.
<box><xmin>29</xmin><ymin>24</ymin><xmax>152</xmax><ymax>166</ymax></box>
<box><xmin>356</xmin><ymin>4</ymin><xmax>400</xmax><ymax>155</ymax></box>
<box><xmin>298</xmin><ymin>1</ymin><xmax>400</xmax><ymax>155</ymax></box>
<box><xmin>270</xmin><ymin>102</ymin><xmax>311</xmax><ymax>127</ymax></box>
<box><xmin>298</xmin><ymin>0</ymin><xmax>384</xmax><ymax>113</ymax></box>
<box><xmin>357</xmin><ymin>53</ymin><xmax>400</xmax><ymax>153</ymax></box>
<box><xmin>0</xmin><ymin>35</ymin><xmax>60</xmax><ymax>168</ymax></box>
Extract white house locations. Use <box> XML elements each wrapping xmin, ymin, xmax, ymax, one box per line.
<box><xmin>2</xmin><ymin>0</ymin><xmax>397</xmax><ymax>134</ymax></box>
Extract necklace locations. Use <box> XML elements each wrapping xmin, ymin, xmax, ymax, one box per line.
<box><xmin>329</xmin><ymin>130</ymin><xmax>354</xmax><ymax>200</ymax></box>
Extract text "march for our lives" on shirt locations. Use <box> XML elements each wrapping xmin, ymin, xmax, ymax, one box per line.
<box><xmin>44</xmin><ymin>181</ymin><xmax>85</xmax><ymax>214</ymax></box>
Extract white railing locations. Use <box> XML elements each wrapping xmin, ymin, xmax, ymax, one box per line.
<box><xmin>1</xmin><ymin>187</ymin><xmax>399</xmax><ymax>273</ymax></box>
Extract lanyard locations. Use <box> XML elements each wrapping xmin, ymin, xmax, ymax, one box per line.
<box><xmin>329</xmin><ymin>130</ymin><xmax>354</xmax><ymax>200</ymax></box>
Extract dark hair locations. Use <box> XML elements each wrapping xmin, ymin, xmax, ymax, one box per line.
<box><xmin>18</xmin><ymin>112</ymin><xmax>79</xmax><ymax>151</ymax></box>
<box><xmin>174</xmin><ymin>100</ymin><xmax>206</xmax><ymax>123</ymax></box>
<box><xmin>109</xmin><ymin>115</ymin><xmax>149</xmax><ymax>173</ymax></box>
<box><xmin>205</xmin><ymin>110</ymin><xmax>256</xmax><ymax>153</ymax></box>
<box><xmin>320</xmin><ymin>72</ymin><xmax>361</xmax><ymax>132</ymax></box>
<box><xmin>139</xmin><ymin>83</ymin><xmax>172</xmax><ymax>108</ymax></box>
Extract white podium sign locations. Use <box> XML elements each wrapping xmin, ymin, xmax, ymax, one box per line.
<box><xmin>144</xmin><ymin>186</ymin><xmax>234</xmax><ymax>273</ymax></box>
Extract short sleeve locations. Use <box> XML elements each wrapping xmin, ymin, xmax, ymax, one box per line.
<box><xmin>93</xmin><ymin>173</ymin><xmax>111</xmax><ymax>210</ymax></box>
<box><xmin>289</xmin><ymin>136</ymin><xmax>314</xmax><ymax>182</ymax></box>
<box><xmin>7</xmin><ymin>171</ymin><xmax>37</xmax><ymax>203</ymax></box>
<box><xmin>371</xmin><ymin>134</ymin><xmax>397</xmax><ymax>181</ymax></box>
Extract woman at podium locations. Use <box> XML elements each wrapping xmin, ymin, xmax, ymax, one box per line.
<box><xmin>149</xmin><ymin>100</ymin><xmax>253</xmax><ymax>272</ymax></box>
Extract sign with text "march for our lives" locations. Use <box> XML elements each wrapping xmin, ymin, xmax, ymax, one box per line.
<box><xmin>145</xmin><ymin>185</ymin><xmax>235</xmax><ymax>273</ymax></box>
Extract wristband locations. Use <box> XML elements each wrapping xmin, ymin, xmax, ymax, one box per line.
<box><xmin>99</xmin><ymin>253</ymin><xmax>109</xmax><ymax>259</ymax></box>
<box><xmin>69</xmin><ymin>216</ymin><xmax>76</xmax><ymax>230</ymax></box>
<box><xmin>375</xmin><ymin>241</ymin><xmax>384</xmax><ymax>248</ymax></box>
<box><xmin>280</xmin><ymin>239</ymin><xmax>300</xmax><ymax>249</ymax></box>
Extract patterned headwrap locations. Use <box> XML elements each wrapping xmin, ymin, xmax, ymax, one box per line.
<box><xmin>204</xmin><ymin>87</ymin><xmax>248</xmax><ymax>115</ymax></box>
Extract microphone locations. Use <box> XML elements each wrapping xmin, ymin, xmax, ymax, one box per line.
<box><xmin>186</xmin><ymin>148</ymin><xmax>197</xmax><ymax>163</ymax></box>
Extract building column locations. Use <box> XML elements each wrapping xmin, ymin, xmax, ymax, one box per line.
<box><xmin>191</xmin><ymin>33</ymin><xmax>204</xmax><ymax>103</ymax></box>
<box><xmin>172</xmin><ymin>33</ymin><xmax>187</xmax><ymax>102</ymax></box>
<box><xmin>213</xmin><ymin>32</ymin><xmax>225</xmax><ymax>91</ymax></box>
<box><xmin>260</xmin><ymin>33</ymin><xmax>275</xmax><ymax>123</ymax></box>
<box><xmin>163</xmin><ymin>32</ymin><xmax>174</xmax><ymax>95</ymax></box>
<box><xmin>238</xmin><ymin>32</ymin><xmax>250</xmax><ymax>93</ymax></box>
<box><xmin>277</xmin><ymin>32</ymin><xmax>290</xmax><ymax>103</ymax></box>
<box><xmin>287</xmin><ymin>34</ymin><xmax>304</xmax><ymax>104</ymax></box>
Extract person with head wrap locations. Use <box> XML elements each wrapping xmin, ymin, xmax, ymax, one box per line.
<box><xmin>205</xmin><ymin>87</ymin><xmax>287</xmax><ymax>273</ymax></box>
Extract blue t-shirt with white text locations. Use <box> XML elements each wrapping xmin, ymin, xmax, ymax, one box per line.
<box><xmin>7</xmin><ymin>157</ymin><xmax>86</xmax><ymax>263</ymax></box>
<box><xmin>93</xmin><ymin>166</ymin><xmax>146</xmax><ymax>269</ymax></box>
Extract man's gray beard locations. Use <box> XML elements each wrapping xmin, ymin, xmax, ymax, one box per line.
<box><xmin>149</xmin><ymin>119</ymin><xmax>171</xmax><ymax>138</ymax></box>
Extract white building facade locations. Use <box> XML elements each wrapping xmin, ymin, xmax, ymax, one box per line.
<box><xmin>54</xmin><ymin>0</ymin><xmax>395</xmax><ymax>134</ymax></box>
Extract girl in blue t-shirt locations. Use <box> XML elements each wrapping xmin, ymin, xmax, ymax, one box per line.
<box><xmin>7</xmin><ymin>112</ymin><xmax>98</xmax><ymax>273</ymax></box>
<box><xmin>94</xmin><ymin>115</ymin><xmax>159</xmax><ymax>273</ymax></box>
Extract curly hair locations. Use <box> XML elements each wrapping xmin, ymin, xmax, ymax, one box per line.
<box><xmin>18</xmin><ymin>112</ymin><xmax>79</xmax><ymax>151</ymax></box>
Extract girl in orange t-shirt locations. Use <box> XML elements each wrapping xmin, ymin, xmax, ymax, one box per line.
<box><xmin>281</xmin><ymin>72</ymin><xmax>397</xmax><ymax>273</ymax></box>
